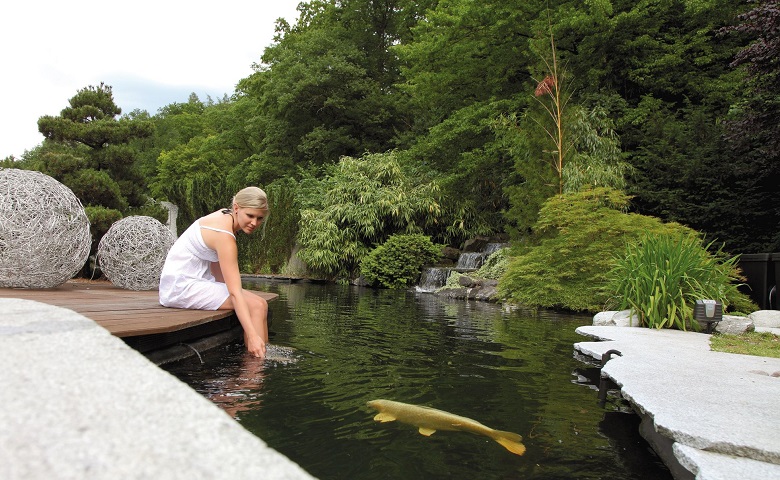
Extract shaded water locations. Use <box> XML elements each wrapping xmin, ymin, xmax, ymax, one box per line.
<box><xmin>163</xmin><ymin>281</ymin><xmax>671</xmax><ymax>480</ymax></box>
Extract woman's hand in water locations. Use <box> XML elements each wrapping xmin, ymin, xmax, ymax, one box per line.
<box><xmin>246</xmin><ymin>335</ymin><xmax>267</xmax><ymax>358</ymax></box>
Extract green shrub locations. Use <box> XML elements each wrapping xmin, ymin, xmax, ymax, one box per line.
<box><xmin>473</xmin><ymin>247</ymin><xmax>509</xmax><ymax>280</ymax></box>
<box><xmin>66</xmin><ymin>168</ymin><xmax>128</xmax><ymax>211</ymax></box>
<box><xmin>360</xmin><ymin>234</ymin><xmax>442</xmax><ymax>289</ymax></box>
<box><xmin>296</xmin><ymin>151</ymin><xmax>441</xmax><ymax>277</ymax></box>
<box><xmin>498</xmin><ymin>187</ymin><xmax>696</xmax><ymax>312</ymax></box>
<box><xmin>607</xmin><ymin>233</ymin><xmax>752</xmax><ymax>330</ymax></box>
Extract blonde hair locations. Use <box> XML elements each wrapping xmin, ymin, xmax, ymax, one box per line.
<box><xmin>233</xmin><ymin>187</ymin><xmax>269</xmax><ymax>211</ymax></box>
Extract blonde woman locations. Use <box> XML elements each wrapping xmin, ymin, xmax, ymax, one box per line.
<box><xmin>159</xmin><ymin>187</ymin><xmax>269</xmax><ymax>358</ymax></box>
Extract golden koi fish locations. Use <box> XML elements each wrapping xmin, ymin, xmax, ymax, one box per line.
<box><xmin>367</xmin><ymin>399</ymin><xmax>526</xmax><ymax>456</ymax></box>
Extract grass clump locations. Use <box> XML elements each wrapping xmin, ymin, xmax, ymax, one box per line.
<box><xmin>607</xmin><ymin>233</ymin><xmax>748</xmax><ymax>330</ymax></box>
<box><xmin>710</xmin><ymin>332</ymin><xmax>780</xmax><ymax>359</ymax></box>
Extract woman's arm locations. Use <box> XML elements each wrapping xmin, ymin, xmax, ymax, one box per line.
<box><xmin>211</xmin><ymin>235</ymin><xmax>266</xmax><ymax>357</ymax></box>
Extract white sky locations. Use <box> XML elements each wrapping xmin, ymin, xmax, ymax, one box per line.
<box><xmin>0</xmin><ymin>0</ymin><xmax>301</xmax><ymax>159</ymax></box>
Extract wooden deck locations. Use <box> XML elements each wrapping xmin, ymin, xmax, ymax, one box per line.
<box><xmin>0</xmin><ymin>280</ymin><xmax>277</xmax><ymax>338</ymax></box>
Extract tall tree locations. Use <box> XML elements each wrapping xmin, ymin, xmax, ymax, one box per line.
<box><xmin>37</xmin><ymin>83</ymin><xmax>154</xmax><ymax>210</ymax></box>
<box><xmin>719</xmin><ymin>0</ymin><xmax>780</xmax><ymax>252</ymax></box>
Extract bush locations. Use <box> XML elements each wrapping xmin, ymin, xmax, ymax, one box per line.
<box><xmin>360</xmin><ymin>234</ymin><xmax>442</xmax><ymax>289</ymax></box>
<box><xmin>607</xmin><ymin>233</ymin><xmax>753</xmax><ymax>330</ymax></box>
<box><xmin>296</xmin><ymin>151</ymin><xmax>441</xmax><ymax>277</ymax></box>
<box><xmin>473</xmin><ymin>247</ymin><xmax>509</xmax><ymax>280</ymax></box>
<box><xmin>498</xmin><ymin>187</ymin><xmax>696</xmax><ymax>312</ymax></box>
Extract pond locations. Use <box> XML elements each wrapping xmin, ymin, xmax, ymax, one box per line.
<box><xmin>162</xmin><ymin>280</ymin><xmax>672</xmax><ymax>480</ymax></box>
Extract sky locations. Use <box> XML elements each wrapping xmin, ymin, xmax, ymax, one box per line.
<box><xmin>0</xmin><ymin>0</ymin><xmax>302</xmax><ymax>160</ymax></box>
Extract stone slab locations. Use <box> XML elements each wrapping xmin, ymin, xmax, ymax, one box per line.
<box><xmin>0</xmin><ymin>298</ymin><xmax>314</xmax><ymax>480</ymax></box>
<box><xmin>575</xmin><ymin>325</ymin><xmax>780</xmax><ymax>479</ymax></box>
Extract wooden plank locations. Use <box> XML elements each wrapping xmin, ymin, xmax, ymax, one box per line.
<box><xmin>0</xmin><ymin>280</ymin><xmax>277</xmax><ymax>338</ymax></box>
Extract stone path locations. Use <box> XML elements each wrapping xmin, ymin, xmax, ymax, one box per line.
<box><xmin>575</xmin><ymin>324</ymin><xmax>780</xmax><ymax>480</ymax></box>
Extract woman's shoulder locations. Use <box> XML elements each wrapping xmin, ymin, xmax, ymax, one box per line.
<box><xmin>198</xmin><ymin>210</ymin><xmax>233</xmax><ymax>231</ymax></box>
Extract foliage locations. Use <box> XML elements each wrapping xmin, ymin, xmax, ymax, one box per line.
<box><xmin>710</xmin><ymin>332</ymin><xmax>780</xmax><ymax>359</ymax></box>
<box><xmin>12</xmin><ymin>0</ymin><xmax>780</xmax><ymax>279</ymax></box>
<box><xmin>607</xmin><ymin>233</ymin><xmax>748</xmax><ymax>330</ymax></box>
<box><xmin>563</xmin><ymin>105</ymin><xmax>632</xmax><ymax>193</ymax></box>
<box><xmin>296</xmin><ymin>151</ymin><xmax>441</xmax><ymax>277</ymax></box>
<box><xmin>498</xmin><ymin>187</ymin><xmax>696</xmax><ymax>312</ymax></box>
<box><xmin>360</xmin><ymin>234</ymin><xmax>442</xmax><ymax>289</ymax></box>
<box><xmin>36</xmin><ymin>83</ymin><xmax>154</xmax><ymax>212</ymax></box>
<box><xmin>66</xmin><ymin>168</ymin><xmax>128</xmax><ymax>211</ymax></box>
<box><xmin>718</xmin><ymin>0</ymin><xmax>780</xmax><ymax>252</ymax></box>
<box><xmin>399</xmin><ymin>100</ymin><xmax>518</xmax><ymax>244</ymax></box>
<box><xmin>243</xmin><ymin>0</ymin><xmax>425</xmax><ymax>171</ymax></box>
<box><xmin>236</xmin><ymin>177</ymin><xmax>301</xmax><ymax>274</ymax></box>
<box><xmin>473</xmin><ymin>247</ymin><xmax>510</xmax><ymax>281</ymax></box>
<box><xmin>83</xmin><ymin>205</ymin><xmax>123</xmax><ymax>260</ymax></box>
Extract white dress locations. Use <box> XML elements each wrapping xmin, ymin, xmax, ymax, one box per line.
<box><xmin>158</xmin><ymin>220</ymin><xmax>236</xmax><ymax>310</ymax></box>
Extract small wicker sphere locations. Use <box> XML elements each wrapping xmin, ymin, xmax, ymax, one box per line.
<box><xmin>97</xmin><ymin>216</ymin><xmax>176</xmax><ymax>290</ymax></box>
<box><xmin>97</xmin><ymin>215</ymin><xmax>176</xmax><ymax>290</ymax></box>
<box><xmin>0</xmin><ymin>168</ymin><xmax>91</xmax><ymax>288</ymax></box>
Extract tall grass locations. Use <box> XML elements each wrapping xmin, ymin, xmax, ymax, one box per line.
<box><xmin>608</xmin><ymin>233</ymin><xmax>743</xmax><ymax>330</ymax></box>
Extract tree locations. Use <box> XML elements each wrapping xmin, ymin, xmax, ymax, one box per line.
<box><xmin>720</xmin><ymin>0</ymin><xmax>780</xmax><ymax>252</ymax></box>
<box><xmin>37</xmin><ymin>83</ymin><xmax>154</xmax><ymax>210</ymax></box>
<box><xmin>237</xmin><ymin>0</ymin><xmax>424</xmax><ymax>173</ymax></box>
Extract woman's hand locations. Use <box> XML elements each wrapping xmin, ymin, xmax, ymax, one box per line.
<box><xmin>246</xmin><ymin>334</ymin><xmax>267</xmax><ymax>358</ymax></box>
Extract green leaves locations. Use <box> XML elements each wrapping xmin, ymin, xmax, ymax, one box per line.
<box><xmin>360</xmin><ymin>234</ymin><xmax>442</xmax><ymax>289</ymax></box>
<box><xmin>498</xmin><ymin>187</ymin><xmax>695</xmax><ymax>312</ymax></box>
<box><xmin>608</xmin><ymin>233</ymin><xmax>749</xmax><ymax>329</ymax></box>
<box><xmin>295</xmin><ymin>151</ymin><xmax>441</xmax><ymax>277</ymax></box>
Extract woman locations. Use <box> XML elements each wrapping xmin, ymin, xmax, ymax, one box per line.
<box><xmin>159</xmin><ymin>187</ymin><xmax>269</xmax><ymax>358</ymax></box>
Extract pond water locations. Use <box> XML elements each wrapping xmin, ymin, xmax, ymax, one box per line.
<box><xmin>163</xmin><ymin>280</ymin><xmax>672</xmax><ymax>480</ymax></box>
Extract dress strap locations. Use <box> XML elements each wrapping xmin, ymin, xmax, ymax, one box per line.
<box><xmin>200</xmin><ymin>225</ymin><xmax>236</xmax><ymax>240</ymax></box>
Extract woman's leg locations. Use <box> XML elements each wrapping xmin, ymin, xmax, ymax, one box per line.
<box><xmin>219</xmin><ymin>289</ymin><xmax>269</xmax><ymax>343</ymax></box>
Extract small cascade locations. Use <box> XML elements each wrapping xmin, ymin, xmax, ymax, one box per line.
<box><xmin>455</xmin><ymin>252</ymin><xmax>486</xmax><ymax>271</ymax></box>
<box><xmin>484</xmin><ymin>242</ymin><xmax>508</xmax><ymax>255</ymax></box>
<box><xmin>416</xmin><ymin>241</ymin><xmax>509</xmax><ymax>292</ymax></box>
<box><xmin>416</xmin><ymin>267</ymin><xmax>452</xmax><ymax>293</ymax></box>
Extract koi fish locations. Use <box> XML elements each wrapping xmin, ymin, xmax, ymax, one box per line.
<box><xmin>367</xmin><ymin>399</ymin><xmax>526</xmax><ymax>455</ymax></box>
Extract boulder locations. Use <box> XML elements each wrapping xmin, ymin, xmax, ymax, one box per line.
<box><xmin>462</xmin><ymin>236</ymin><xmax>490</xmax><ymax>253</ymax></box>
<box><xmin>472</xmin><ymin>285</ymin><xmax>499</xmax><ymax>302</ymax></box>
<box><xmin>612</xmin><ymin>310</ymin><xmax>641</xmax><ymax>327</ymax></box>
<box><xmin>440</xmin><ymin>246</ymin><xmax>461</xmax><ymax>261</ymax></box>
<box><xmin>592</xmin><ymin>310</ymin><xmax>642</xmax><ymax>327</ymax></box>
<box><xmin>748</xmin><ymin>310</ymin><xmax>780</xmax><ymax>328</ymax></box>
<box><xmin>713</xmin><ymin>315</ymin><xmax>754</xmax><ymax>335</ymax></box>
<box><xmin>593</xmin><ymin>311</ymin><xmax>619</xmax><ymax>326</ymax></box>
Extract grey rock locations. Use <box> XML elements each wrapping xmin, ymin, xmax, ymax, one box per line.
<box><xmin>713</xmin><ymin>315</ymin><xmax>754</xmax><ymax>335</ymax></box>
<box><xmin>748</xmin><ymin>310</ymin><xmax>780</xmax><ymax>328</ymax></box>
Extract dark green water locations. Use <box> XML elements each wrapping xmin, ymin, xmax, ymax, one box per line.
<box><xmin>163</xmin><ymin>280</ymin><xmax>672</xmax><ymax>480</ymax></box>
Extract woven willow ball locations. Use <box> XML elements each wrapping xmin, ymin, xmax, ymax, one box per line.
<box><xmin>0</xmin><ymin>168</ymin><xmax>91</xmax><ymax>288</ymax></box>
<box><xmin>97</xmin><ymin>216</ymin><xmax>176</xmax><ymax>290</ymax></box>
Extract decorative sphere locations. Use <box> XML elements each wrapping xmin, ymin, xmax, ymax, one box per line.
<box><xmin>97</xmin><ymin>216</ymin><xmax>176</xmax><ymax>290</ymax></box>
<box><xmin>0</xmin><ymin>168</ymin><xmax>91</xmax><ymax>288</ymax></box>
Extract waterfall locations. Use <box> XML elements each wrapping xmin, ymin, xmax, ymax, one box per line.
<box><xmin>416</xmin><ymin>267</ymin><xmax>451</xmax><ymax>293</ymax></box>
<box><xmin>484</xmin><ymin>242</ymin><xmax>508</xmax><ymax>254</ymax></box>
<box><xmin>455</xmin><ymin>252</ymin><xmax>486</xmax><ymax>271</ymax></box>
<box><xmin>416</xmin><ymin>241</ymin><xmax>509</xmax><ymax>292</ymax></box>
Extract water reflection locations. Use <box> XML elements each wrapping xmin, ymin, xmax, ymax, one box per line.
<box><xmin>163</xmin><ymin>281</ymin><xmax>672</xmax><ymax>480</ymax></box>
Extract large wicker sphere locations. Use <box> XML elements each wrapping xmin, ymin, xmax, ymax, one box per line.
<box><xmin>97</xmin><ymin>215</ymin><xmax>176</xmax><ymax>290</ymax></box>
<box><xmin>0</xmin><ymin>168</ymin><xmax>91</xmax><ymax>288</ymax></box>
